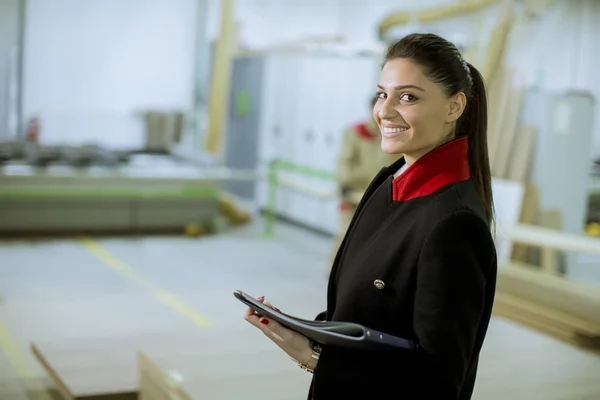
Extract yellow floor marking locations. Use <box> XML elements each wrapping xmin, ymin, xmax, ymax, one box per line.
<box><xmin>0</xmin><ymin>319</ymin><xmax>52</xmax><ymax>400</ymax></box>
<box><xmin>78</xmin><ymin>237</ymin><xmax>212</xmax><ymax>328</ymax></box>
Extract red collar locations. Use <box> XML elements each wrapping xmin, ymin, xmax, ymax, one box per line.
<box><xmin>354</xmin><ymin>123</ymin><xmax>378</xmax><ymax>141</ymax></box>
<box><xmin>392</xmin><ymin>137</ymin><xmax>470</xmax><ymax>202</ymax></box>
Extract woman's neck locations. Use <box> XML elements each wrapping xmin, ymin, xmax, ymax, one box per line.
<box><xmin>403</xmin><ymin>150</ymin><xmax>429</xmax><ymax>167</ymax></box>
<box><xmin>404</xmin><ymin>135</ymin><xmax>456</xmax><ymax>167</ymax></box>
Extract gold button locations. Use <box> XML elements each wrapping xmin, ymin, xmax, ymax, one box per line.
<box><xmin>373</xmin><ymin>279</ymin><xmax>385</xmax><ymax>290</ymax></box>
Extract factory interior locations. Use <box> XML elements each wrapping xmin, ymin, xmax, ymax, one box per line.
<box><xmin>1</xmin><ymin>0</ymin><xmax>600</xmax><ymax>399</ymax></box>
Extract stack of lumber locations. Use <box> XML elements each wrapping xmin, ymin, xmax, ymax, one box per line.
<box><xmin>481</xmin><ymin>8</ymin><xmax>600</xmax><ymax>351</ymax></box>
<box><xmin>483</xmin><ymin>1</ymin><xmax>537</xmax><ymax>185</ymax></box>
<box><xmin>487</xmin><ymin>68</ymin><xmax>537</xmax><ymax>183</ymax></box>
<box><xmin>486</xmin><ymin>63</ymin><xmax>543</xmax><ymax>265</ymax></box>
<box><xmin>494</xmin><ymin>263</ymin><xmax>600</xmax><ymax>352</ymax></box>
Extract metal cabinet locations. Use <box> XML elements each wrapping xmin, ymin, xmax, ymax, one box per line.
<box><xmin>520</xmin><ymin>89</ymin><xmax>596</xmax><ymax>283</ymax></box>
<box><xmin>225</xmin><ymin>51</ymin><xmax>380</xmax><ymax>235</ymax></box>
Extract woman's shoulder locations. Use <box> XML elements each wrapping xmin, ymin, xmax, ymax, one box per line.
<box><xmin>414</xmin><ymin>180</ymin><xmax>493</xmax><ymax>248</ymax></box>
<box><xmin>426</xmin><ymin>179</ymin><xmax>488</xmax><ymax>224</ymax></box>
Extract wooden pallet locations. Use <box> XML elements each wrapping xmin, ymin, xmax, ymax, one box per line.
<box><xmin>495</xmin><ymin>264</ymin><xmax>600</xmax><ymax>352</ymax></box>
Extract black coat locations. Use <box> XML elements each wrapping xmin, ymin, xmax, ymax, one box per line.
<box><xmin>309</xmin><ymin>137</ymin><xmax>497</xmax><ymax>400</ymax></box>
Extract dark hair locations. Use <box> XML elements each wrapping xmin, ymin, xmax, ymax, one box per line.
<box><xmin>383</xmin><ymin>33</ymin><xmax>494</xmax><ymax>226</ymax></box>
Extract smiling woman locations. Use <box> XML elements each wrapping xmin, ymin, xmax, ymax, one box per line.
<box><xmin>375</xmin><ymin>60</ymin><xmax>466</xmax><ymax>161</ymax></box>
<box><xmin>375</xmin><ymin>35</ymin><xmax>493</xmax><ymax>224</ymax></box>
<box><xmin>243</xmin><ymin>33</ymin><xmax>497</xmax><ymax>400</ymax></box>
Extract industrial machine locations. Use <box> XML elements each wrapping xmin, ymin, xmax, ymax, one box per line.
<box><xmin>0</xmin><ymin>147</ymin><xmax>259</xmax><ymax>235</ymax></box>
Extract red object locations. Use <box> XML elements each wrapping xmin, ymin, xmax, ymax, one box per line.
<box><xmin>339</xmin><ymin>201</ymin><xmax>353</xmax><ymax>212</ymax></box>
<box><xmin>259</xmin><ymin>318</ymin><xmax>269</xmax><ymax>325</ymax></box>
<box><xmin>392</xmin><ymin>137</ymin><xmax>470</xmax><ymax>202</ymax></box>
<box><xmin>353</xmin><ymin>123</ymin><xmax>377</xmax><ymax>141</ymax></box>
<box><xmin>25</xmin><ymin>117</ymin><xmax>41</xmax><ymax>143</ymax></box>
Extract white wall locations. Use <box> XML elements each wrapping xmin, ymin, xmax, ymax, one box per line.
<box><xmin>234</xmin><ymin>0</ymin><xmax>342</xmax><ymax>49</ymax></box>
<box><xmin>23</xmin><ymin>0</ymin><xmax>197</xmax><ymax>148</ymax></box>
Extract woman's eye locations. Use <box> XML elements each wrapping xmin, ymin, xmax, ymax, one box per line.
<box><xmin>400</xmin><ymin>93</ymin><xmax>417</xmax><ymax>102</ymax></box>
<box><xmin>377</xmin><ymin>92</ymin><xmax>386</xmax><ymax>100</ymax></box>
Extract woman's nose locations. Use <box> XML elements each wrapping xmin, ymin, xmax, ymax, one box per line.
<box><xmin>379</xmin><ymin>100</ymin><xmax>398</xmax><ymax>120</ymax></box>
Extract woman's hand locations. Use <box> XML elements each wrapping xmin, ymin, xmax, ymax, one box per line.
<box><xmin>244</xmin><ymin>296</ymin><xmax>313</xmax><ymax>365</ymax></box>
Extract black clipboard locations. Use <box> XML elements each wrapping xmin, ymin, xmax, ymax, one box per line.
<box><xmin>234</xmin><ymin>290</ymin><xmax>418</xmax><ymax>351</ymax></box>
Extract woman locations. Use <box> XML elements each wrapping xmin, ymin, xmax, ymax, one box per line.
<box><xmin>244</xmin><ymin>33</ymin><xmax>497</xmax><ymax>400</ymax></box>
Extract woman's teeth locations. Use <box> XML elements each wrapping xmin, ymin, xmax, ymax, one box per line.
<box><xmin>383</xmin><ymin>127</ymin><xmax>408</xmax><ymax>133</ymax></box>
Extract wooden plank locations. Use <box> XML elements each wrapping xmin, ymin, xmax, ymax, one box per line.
<box><xmin>493</xmin><ymin>293</ymin><xmax>600</xmax><ymax>354</ymax></box>
<box><xmin>487</xmin><ymin>68</ymin><xmax>511</xmax><ymax>169</ymax></box>
<box><xmin>495</xmin><ymin>263</ymin><xmax>600</xmax><ymax>351</ymax></box>
<box><xmin>493</xmin><ymin>296</ymin><xmax>576</xmax><ymax>342</ymax></box>
<box><xmin>494</xmin><ymin>290</ymin><xmax>599</xmax><ymax>337</ymax></box>
<box><xmin>30</xmin><ymin>330</ymin><xmax>260</xmax><ymax>400</ymax></box>
<box><xmin>31</xmin><ymin>339</ymin><xmax>139</xmax><ymax>400</ymax></box>
<box><xmin>499</xmin><ymin>263</ymin><xmax>600</xmax><ymax>324</ymax></box>
<box><xmin>511</xmin><ymin>183</ymin><xmax>539</xmax><ymax>263</ymax></box>
<box><xmin>31</xmin><ymin>343</ymin><xmax>75</xmax><ymax>400</ymax></box>
<box><xmin>493</xmin><ymin>85</ymin><xmax>524</xmax><ymax>178</ymax></box>
<box><xmin>204</xmin><ymin>0</ymin><xmax>236</xmax><ymax>155</ymax></box>
<box><xmin>539</xmin><ymin>210</ymin><xmax>563</xmax><ymax>274</ymax></box>
<box><xmin>377</xmin><ymin>0</ymin><xmax>499</xmax><ymax>37</ymax></box>
<box><xmin>139</xmin><ymin>352</ymin><xmax>191</xmax><ymax>400</ymax></box>
<box><xmin>506</xmin><ymin>125</ymin><xmax>536</xmax><ymax>181</ymax></box>
<box><xmin>498</xmin><ymin>223</ymin><xmax>600</xmax><ymax>256</ymax></box>
<box><xmin>480</xmin><ymin>0</ymin><xmax>515</xmax><ymax>85</ymax></box>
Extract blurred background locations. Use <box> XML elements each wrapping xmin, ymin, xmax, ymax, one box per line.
<box><xmin>0</xmin><ymin>0</ymin><xmax>599</xmax><ymax>399</ymax></box>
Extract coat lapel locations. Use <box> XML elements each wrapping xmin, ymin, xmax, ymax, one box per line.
<box><xmin>325</xmin><ymin>163</ymin><xmax>398</xmax><ymax>317</ymax></box>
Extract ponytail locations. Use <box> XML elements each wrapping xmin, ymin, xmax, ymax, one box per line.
<box><xmin>459</xmin><ymin>63</ymin><xmax>494</xmax><ymax>227</ymax></box>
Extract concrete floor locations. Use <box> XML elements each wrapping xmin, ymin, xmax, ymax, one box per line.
<box><xmin>0</xmin><ymin>218</ymin><xmax>599</xmax><ymax>399</ymax></box>
<box><xmin>0</xmin><ymin>220</ymin><xmax>330</xmax><ymax>399</ymax></box>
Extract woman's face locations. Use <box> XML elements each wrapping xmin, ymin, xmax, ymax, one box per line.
<box><xmin>373</xmin><ymin>58</ymin><xmax>466</xmax><ymax>164</ymax></box>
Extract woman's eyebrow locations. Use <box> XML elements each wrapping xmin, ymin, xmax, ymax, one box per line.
<box><xmin>377</xmin><ymin>84</ymin><xmax>425</xmax><ymax>91</ymax></box>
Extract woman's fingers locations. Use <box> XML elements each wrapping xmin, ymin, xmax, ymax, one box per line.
<box><xmin>256</xmin><ymin>317</ymin><xmax>285</xmax><ymax>342</ymax></box>
<box><xmin>243</xmin><ymin>296</ymin><xmax>265</xmax><ymax>324</ymax></box>
<box><xmin>263</xmin><ymin>300</ymin><xmax>281</xmax><ymax>312</ymax></box>
<box><xmin>256</xmin><ymin>301</ymin><xmax>281</xmax><ymax>338</ymax></box>
<box><xmin>241</xmin><ymin>297</ymin><xmax>310</xmax><ymax>362</ymax></box>
<box><xmin>243</xmin><ymin>305</ymin><xmax>254</xmax><ymax>318</ymax></box>
<box><xmin>244</xmin><ymin>311</ymin><xmax>282</xmax><ymax>341</ymax></box>
<box><xmin>244</xmin><ymin>306</ymin><xmax>260</xmax><ymax>322</ymax></box>
<box><xmin>243</xmin><ymin>296</ymin><xmax>286</xmax><ymax>342</ymax></box>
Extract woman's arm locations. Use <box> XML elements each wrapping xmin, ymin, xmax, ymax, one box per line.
<box><xmin>413</xmin><ymin>210</ymin><xmax>496</xmax><ymax>398</ymax></box>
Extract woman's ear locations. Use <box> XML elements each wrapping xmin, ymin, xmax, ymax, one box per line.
<box><xmin>446</xmin><ymin>92</ymin><xmax>467</xmax><ymax>123</ymax></box>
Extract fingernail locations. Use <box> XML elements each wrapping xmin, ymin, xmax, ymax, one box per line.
<box><xmin>259</xmin><ymin>318</ymin><xmax>269</xmax><ymax>325</ymax></box>
<box><xmin>273</xmin><ymin>307</ymin><xmax>280</xmax><ymax>312</ymax></box>
<box><xmin>258</xmin><ymin>296</ymin><xmax>265</xmax><ymax>300</ymax></box>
